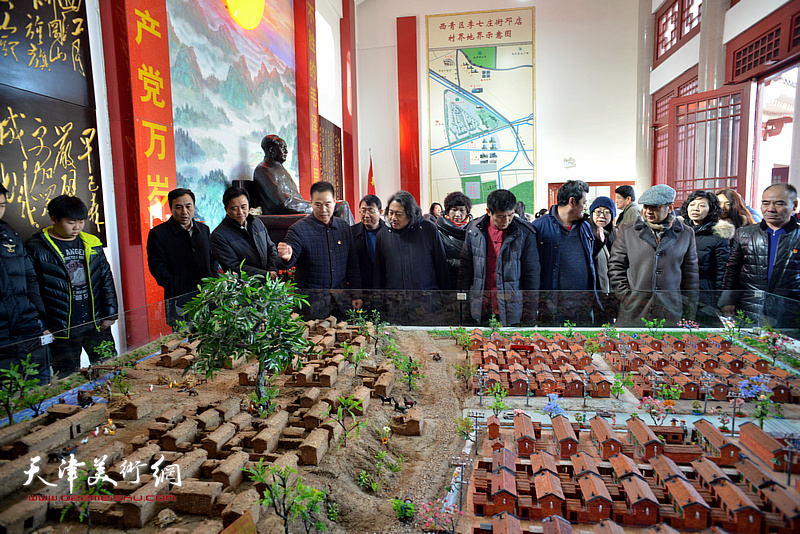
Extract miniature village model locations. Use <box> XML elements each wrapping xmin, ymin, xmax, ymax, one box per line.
<box><xmin>0</xmin><ymin>319</ymin><xmax>799</xmax><ymax>534</ymax></box>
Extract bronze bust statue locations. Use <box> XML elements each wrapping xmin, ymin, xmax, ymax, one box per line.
<box><xmin>247</xmin><ymin>135</ymin><xmax>311</xmax><ymax>215</ymax></box>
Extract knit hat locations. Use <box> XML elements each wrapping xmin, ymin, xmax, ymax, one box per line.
<box><xmin>589</xmin><ymin>196</ymin><xmax>616</xmax><ymax>218</ymax></box>
<box><xmin>639</xmin><ymin>184</ymin><xmax>676</xmax><ymax>206</ymax></box>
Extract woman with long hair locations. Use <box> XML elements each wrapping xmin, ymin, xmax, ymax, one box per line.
<box><xmin>682</xmin><ymin>190</ymin><xmax>733</xmax><ymax>324</ymax></box>
<box><xmin>716</xmin><ymin>188</ymin><xmax>755</xmax><ymax>229</ymax></box>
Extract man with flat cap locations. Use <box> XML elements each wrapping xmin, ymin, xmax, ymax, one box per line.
<box><xmin>608</xmin><ymin>184</ymin><xmax>699</xmax><ymax>326</ymax></box>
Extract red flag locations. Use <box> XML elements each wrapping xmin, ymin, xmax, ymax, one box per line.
<box><xmin>367</xmin><ymin>153</ymin><xmax>376</xmax><ymax>195</ymax></box>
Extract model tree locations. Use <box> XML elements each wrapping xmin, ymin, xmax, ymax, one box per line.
<box><xmin>184</xmin><ymin>265</ymin><xmax>310</xmax><ymax>403</ymax></box>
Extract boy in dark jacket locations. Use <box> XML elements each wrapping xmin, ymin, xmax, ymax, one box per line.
<box><xmin>26</xmin><ymin>195</ymin><xmax>118</xmax><ymax>376</ymax></box>
<box><xmin>0</xmin><ymin>184</ymin><xmax>50</xmax><ymax>381</ymax></box>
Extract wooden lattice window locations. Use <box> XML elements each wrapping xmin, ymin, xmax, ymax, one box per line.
<box><xmin>726</xmin><ymin>0</ymin><xmax>800</xmax><ymax>84</ymax></box>
<box><xmin>652</xmin><ymin>69</ymin><xmax>698</xmax><ymax>186</ymax></box>
<box><xmin>733</xmin><ymin>26</ymin><xmax>782</xmax><ymax>80</ymax></box>
<box><xmin>654</xmin><ymin>0</ymin><xmax>702</xmax><ymax>67</ymax></box>
<box><xmin>667</xmin><ymin>83</ymin><xmax>751</xmax><ymax>205</ymax></box>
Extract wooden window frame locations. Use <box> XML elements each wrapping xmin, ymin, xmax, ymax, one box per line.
<box><xmin>652</xmin><ymin>68</ymin><xmax>699</xmax><ymax>186</ymax></box>
<box><xmin>654</xmin><ymin>0</ymin><xmax>703</xmax><ymax>68</ymax></box>
<box><xmin>667</xmin><ymin>82</ymin><xmax>752</xmax><ymax>204</ymax></box>
<box><xmin>725</xmin><ymin>0</ymin><xmax>800</xmax><ymax>84</ymax></box>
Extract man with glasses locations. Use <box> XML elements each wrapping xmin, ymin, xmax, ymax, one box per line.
<box><xmin>351</xmin><ymin>194</ymin><xmax>385</xmax><ymax>289</ymax></box>
<box><xmin>458</xmin><ymin>189</ymin><xmax>540</xmax><ymax>325</ymax></box>
<box><xmin>720</xmin><ymin>184</ymin><xmax>800</xmax><ymax>328</ymax></box>
<box><xmin>277</xmin><ymin>181</ymin><xmax>362</xmax><ymax>318</ymax></box>
<box><xmin>608</xmin><ymin>184</ymin><xmax>698</xmax><ymax>326</ymax></box>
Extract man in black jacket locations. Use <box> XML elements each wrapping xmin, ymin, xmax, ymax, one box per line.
<box><xmin>277</xmin><ymin>181</ymin><xmax>361</xmax><ymax>319</ymax></box>
<box><xmin>458</xmin><ymin>189</ymin><xmax>540</xmax><ymax>325</ymax></box>
<box><xmin>211</xmin><ymin>186</ymin><xmax>278</xmax><ymax>280</ymax></box>
<box><xmin>720</xmin><ymin>184</ymin><xmax>800</xmax><ymax>328</ymax></box>
<box><xmin>0</xmin><ymin>184</ymin><xmax>50</xmax><ymax>381</ymax></box>
<box><xmin>147</xmin><ymin>188</ymin><xmax>220</xmax><ymax>327</ymax></box>
<box><xmin>351</xmin><ymin>194</ymin><xmax>384</xmax><ymax>290</ymax></box>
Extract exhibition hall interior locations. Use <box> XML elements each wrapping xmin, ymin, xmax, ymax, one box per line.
<box><xmin>2</xmin><ymin>1</ymin><xmax>800</xmax><ymax>533</ymax></box>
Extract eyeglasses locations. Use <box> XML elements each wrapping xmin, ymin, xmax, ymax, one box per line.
<box><xmin>593</xmin><ymin>210</ymin><xmax>612</xmax><ymax>217</ymax></box>
<box><xmin>359</xmin><ymin>208</ymin><xmax>379</xmax><ymax>215</ymax></box>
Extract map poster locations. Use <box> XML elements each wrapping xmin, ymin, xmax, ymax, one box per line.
<box><xmin>427</xmin><ymin>8</ymin><xmax>535</xmax><ymax>212</ymax></box>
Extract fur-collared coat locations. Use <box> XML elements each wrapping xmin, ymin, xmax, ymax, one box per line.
<box><xmin>685</xmin><ymin>218</ymin><xmax>734</xmax><ymax>307</ymax></box>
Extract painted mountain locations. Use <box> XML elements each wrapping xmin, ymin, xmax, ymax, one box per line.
<box><xmin>166</xmin><ymin>0</ymin><xmax>297</xmax><ymax>228</ymax></box>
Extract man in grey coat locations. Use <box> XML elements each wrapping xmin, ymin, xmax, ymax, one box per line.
<box><xmin>608</xmin><ymin>184</ymin><xmax>699</xmax><ymax>326</ymax></box>
<box><xmin>458</xmin><ymin>189</ymin><xmax>540</xmax><ymax>325</ymax></box>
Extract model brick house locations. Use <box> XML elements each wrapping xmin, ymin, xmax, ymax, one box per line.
<box><xmin>534</xmin><ymin>470</ymin><xmax>565</xmax><ymax>519</ymax></box>
<box><xmin>693</xmin><ymin>418</ymin><xmax>740</xmax><ymax>466</ymax></box>
<box><xmin>691</xmin><ymin>456</ymin><xmax>730</xmax><ymax>492</ymax></box>
<box><xmin>712</xmin><ymin>479</ymin><xmax>763</xmax><ymax>534</ymax></box>
<box><xmin>492</xmin><ymin>468</ymin><xmax>518</xmax><ymax>516</ymax></box>
<box><xmin>760</xmin><ymin>484</ymin><xmax>800</xmax><ymax>533</ymax></box>
<box><xmin>590</xmin><ymin>416</ymin><xmax>624</xmax><ymax>459</ymax></box>
<box><xmin>513</xmin><ymin>412</ymin><xmax>536</xmax><ymax>458</ymax></box>
<box><xmin>576</xmin><ymin>470</ymin><xmax>612</xmax><ymax>521</ymax></box>
<box><xmin>739</xmin><ymin>422</ymin><xmax>800</xmax><ymax>474</ymax></box>
<box><xmin>627</xmin><ymin>417</ymin><xmax>664</xmax><ymax>461</ymax></box>
<box><xmin>736</xmin><ymin>457</ymin><xmax>778</xmax><ymax>498</ymax></box>
<box><xmin>551</xmin><ymin>415</ymin><xmax>578</xmax><ymax>459</ymax></box>
<box><xmin>663</xmin><ymin>477</ymin><xmax>711</xmax><ymax>530</ymax></box>
<box><xmin>619</xmin><ymin>474</ymin><xmax>660</xmax><ymax>525</ymax></box>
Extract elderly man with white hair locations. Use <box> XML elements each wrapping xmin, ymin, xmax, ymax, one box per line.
<box><xmin>608</xmin><ymin>184</ymin><xmax>699</xmax><ymax>326</ymax></box>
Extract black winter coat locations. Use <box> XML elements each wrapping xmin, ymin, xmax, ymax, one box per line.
<box><xmin>280</xmin><ymin>215</ymin><xmax>361</xmax><ymax>290</ymax></box>
<box><xmin>374</xmin><ymin>216</ymin><xmax>450</xmax><ymax>290</ymax></box>
<box><xmin>685</xmin><ymin>218</ymin><xmax>733</xmax><ymax>309</ymax></box>
<box><xmin>26</xmin><ymin>230</ymin><xmax>118</xmax><ymax>337</ymax></box>
<box><xmin>437</xmin><ymin>215</ymin><xmax>471</xmax><ymax>289</ymax></box>
<box><xmin>351</xmin><ymin>220</ymin><xmax>385</xmax><ymax>290</ymax></box>
<box><xmin>720</xmin><ymin>218</ymin><xmax>800</xmax><ymax>326</ymax></box>
<box><xmin>147</xmin><ymin>217</ymin><xmax>219</xmax><ymax>303</ymax></box>
<box><xmin>457</xmin><ymin>215</ymin><xmax>540</xmax><ymax>325</ymax></box>
<box><xmin>211</xmin><ymin>215</ymin><xmax>276</xmax><ymax>277</ymax></box>
<box><xmin>0</xmin><ymin>220</ymin><xmax>44</xmax><ymax>344</ymax></box>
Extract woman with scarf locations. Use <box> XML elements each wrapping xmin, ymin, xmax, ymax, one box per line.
<box><xmin>436</xmin><ymin>191</ymin><xmax>473</xmax><ymax>289</ymax></box>
<box><xmin>681</xmin><ymin>190</ymin><xmax>733</xmax><ymax>325</ymax></box>
<box><xmin>608</xmin><ymin>184</ymin><xmax>699</xmax><ymax>326</ymax></box>
<box><xmin>589</xmin><ymin>196</ymin><xmax>618</xmax><ymax>323</ymax></box>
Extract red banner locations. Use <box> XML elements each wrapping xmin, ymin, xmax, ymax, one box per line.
<box><xmin>126</xmin><ymin>0</ymin><xmax>176</xmax><ymax>337</ymax></box>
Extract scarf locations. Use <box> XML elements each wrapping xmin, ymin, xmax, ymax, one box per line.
<box><xmin>644</xmin><ymin>212</ymin><xmax>674</xmax><ymax>244</ymax></box>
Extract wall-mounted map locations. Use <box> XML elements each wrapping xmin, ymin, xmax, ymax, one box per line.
<box><xmin>427</xmin><ymin>8</ymin><xmax>534</xmax><ymax>211</ymax></box>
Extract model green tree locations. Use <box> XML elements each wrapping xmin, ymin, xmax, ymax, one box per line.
<box><xmin>611</xmin><ymin>373</ymin><xmax>633</xmax><ymax>399</ymax></box>
<box><xmin>243</xmin><ymin>461</ymin><xmax>327</xmax><ymax>534</ymax></box>
<box><xmin>0</xmin><ymin>354</ymin><xmax>41</xmax><ymax>425</ymax></box>
<box><xmin>184</xmin><ymin>266</ymin><xmax>310</xmax><ymax>401</ymax></box>
<box><xmin>488</xmin><ymin>382</ymin><xmax>508</xmax><ymax>417</ymax></box>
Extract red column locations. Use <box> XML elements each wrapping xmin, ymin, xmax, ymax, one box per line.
<box><xmin>340</xmin><ymin>0</ymin><xmax>359</xmax><ymax>209</ymax></box>
<box><xmin>99</xmin><ymin>0</ymin><xmax>176</xmax><ymax>346</ymax></box>
<box><xmin>294</xmin><ymin>0</ymin><xmax>320</xmax><ymax>195</ymax></box>
<box><xmin>396</xmin><ymin>16</ymin><xmax>421</xmax><ymax>201</ymax></box>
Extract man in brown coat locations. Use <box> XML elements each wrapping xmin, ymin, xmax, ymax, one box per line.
<box><xmin>608</xmin><ymin>184</ymin><xmax>699</xmax><ymax>326</ymax></box>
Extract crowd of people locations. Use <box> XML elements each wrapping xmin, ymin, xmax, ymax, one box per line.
<box><xmin>2</xmin><ymin>178</ymin><xmax>799</xmax><ymax>381</ymax></box>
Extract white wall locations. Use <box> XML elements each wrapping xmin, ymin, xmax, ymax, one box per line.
<box><xmin>317</xmin><ymin>0</ymin><xmax>344</xmax><ymax>127</ymax></box>
<box><xmin>356</xmin><ymin>0</ymin><xmax>639</xmax><ymax>211</ymax></box>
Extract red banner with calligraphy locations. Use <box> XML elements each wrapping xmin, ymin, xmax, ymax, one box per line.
<box><xmin>126</xmin><ymin>0</ymin><xmax>176</xmax><ymax>337</ymax></box>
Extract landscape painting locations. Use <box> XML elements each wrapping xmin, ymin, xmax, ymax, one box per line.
<box><xmin>166</xmin><ymin>0</ymin><xmax>297</xmax><ymax>229</ymax></box>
